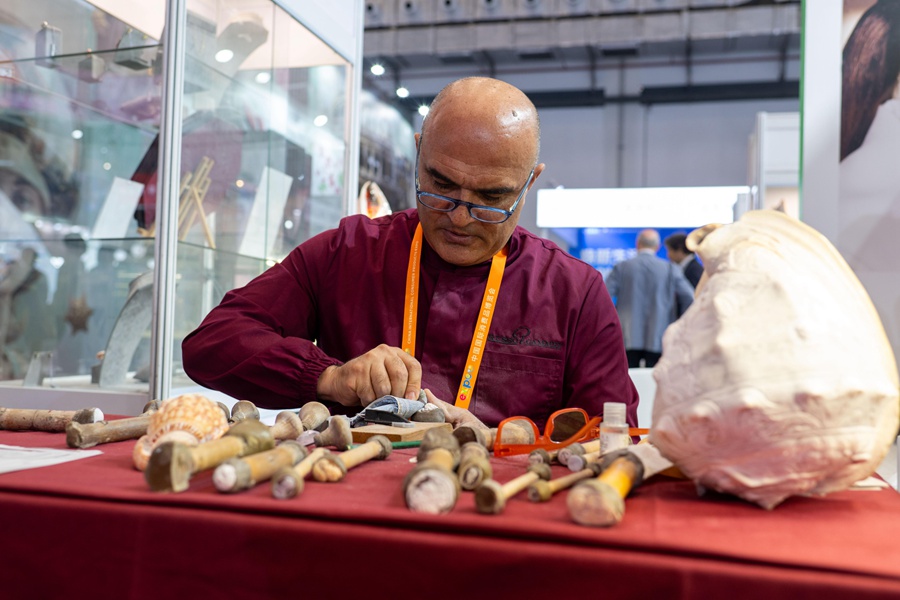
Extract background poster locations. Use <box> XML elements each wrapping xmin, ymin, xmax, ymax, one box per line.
<box><xmin>838</xmin><ymin>0</ymin><xmax>900</xmax><ymax>371</ymax></box>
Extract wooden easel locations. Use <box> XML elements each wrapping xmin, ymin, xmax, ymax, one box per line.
<box><xmin>138</xmin><ymin>156</ymin><xmax>216</xmax><ymax>248</ymax></box>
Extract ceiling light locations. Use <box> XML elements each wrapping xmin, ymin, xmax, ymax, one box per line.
<box><xmin>255</xmin><ymin>71</ymin><xmax>271</xmax><ymax>84</ymax></box>
<box><xmin>313</xmin><ymin>115</ymin><xmax>328</xmax><ymax>127</ymax></box>
<box><xmin>396</xmin><ymin>86</ymin><xmax>409</xmax><ymax>98</ymax></box>
<box><xmin>370</xmin><ymin>63</ymin><xmax>385</xmax><ymax>76</ymax></box>
<box><xmin>418</xmin><ymin>105</ymin><xmax>429</xmax><ymax>117</ymax></box>
<box><xmin>71</xmin><ymin>129</ymin><xmax>84</xmax><ymax>140</ymax></box>
<box><xmin>215</xmin><ymin>49</ymin><xmax>234</xmax><ymax>63</ymax></box>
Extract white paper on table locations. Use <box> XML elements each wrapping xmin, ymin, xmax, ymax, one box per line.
<box><xmin>0</xmin><ymin>444</ymin><xmax>102</xmax><ymax>475</ymax></box>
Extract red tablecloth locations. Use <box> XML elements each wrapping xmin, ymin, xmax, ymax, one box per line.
<box><xmin>1</xmin><ymin>428</ymin><xmax>899</xmax><ymax>600</ymax></box>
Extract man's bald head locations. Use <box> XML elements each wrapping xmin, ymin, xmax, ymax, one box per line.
<box><xmin>422</xmin><ymin>77</ymin><xmax>541</xmax><ymax>166</ymax></box>
<box><xmin>637</xmin><ymin>229</ymin><xmax>661</xmax><ymax>250</ymax></box>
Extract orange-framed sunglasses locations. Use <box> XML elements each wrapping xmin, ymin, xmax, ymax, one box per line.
<box><xmin>492</xmin><ymin>407</ymin><xmax>649</xmax><ymax>457</ymax></box>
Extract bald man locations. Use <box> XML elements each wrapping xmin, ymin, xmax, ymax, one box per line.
<box><xmin>183</xmin><ymin>77</ymin><xmax>639</xmax><ymax>431</ymax></box>
<box><xmin>605</xmin><ymin>229</ymin><xmax>695</xmax><ymax>368</ymax></box>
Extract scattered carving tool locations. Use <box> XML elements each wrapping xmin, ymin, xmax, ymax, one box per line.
<box><xmin>213</xmin><ymin>440</ymin><xmax>307</xmax><ymax>493</ymax></box>
<box><xmin>271</xmin><ymin>447</ymin><xmax>329</xmax><ymax>500</ymax></box>
<box><xmin>0</xmin><ymin>407</ymin><xmax>102</xmax><ymax>432</ymax></box>
<box><xmin>567</xmin><ymin>443</ymin><xmax>673</xmax><ymax>527</ymax></box>
<box><xmin>145</xmin><ymin>419</ymin><xmax>274</xmax><ymax>492</ymax></box>
<box><xmin>557</xmin><ymin>439</ymin><xmax>600</xmax><ymax>467</ymax></box>
<box><xmin>67</xmin><ymin>401</ymin><xmax>158</xmax><ymax>449</ymax></box>
<box><xmin>475</xmin><ymin>463</ymin><xmax>552</xmax><ymax>514</ymax></box>
<box><xmin>457</xmin><ymin>442</ymin><xmax>492</xmax><ymax>491</ymax></box>
<box><xmin>403</xmin><ymin>428</ymin><xmax>461</xmax><ymax>514</ymax></box>
<box><xmin>527</xmin><ymin>463</ymin><xmax>603</xmax><ymax>502</ymax></box>
<box><xmin>230</xmin><ymin>400</ymin><xmax>259</xmax><ymax>423</ymax></box>
<box><xmin>358</xmin><ymin>409</ymin><xmax>414</xmax><ymax>428</ymax></box>
<box><xmin>311</xmin><ymin>435</ymin><xmax>392</xmax><ymax>482</ymax></box>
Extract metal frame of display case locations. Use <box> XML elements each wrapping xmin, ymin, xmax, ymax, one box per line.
<box><xmin>0</xmin><ymin>0</ymin><xmax>363</xmax><ymax>414</ymax></box>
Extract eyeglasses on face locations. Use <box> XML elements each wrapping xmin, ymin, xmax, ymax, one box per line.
<box><xmin>414</xmin><ymin>145</ymin><xmax>535</xmax><ymax>224</ymax></box>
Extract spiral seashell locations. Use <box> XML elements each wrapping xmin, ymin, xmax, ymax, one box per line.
<box><xmin>131</xmin><ymin>393</ymin><xmax>230</xmax><ymax>470</ymax></box>
<box><xmin>651</xmin><ymin>210</ymin><xmax>899</xmax><ymax>509</ymax></box>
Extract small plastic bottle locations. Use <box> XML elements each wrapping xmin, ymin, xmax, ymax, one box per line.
<box><xmin>599</xmin><ymin>401</ymin><xmax>630</xmax><ymax>454</ymax></box>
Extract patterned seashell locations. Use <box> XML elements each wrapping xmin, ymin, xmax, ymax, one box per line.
<box><xmin>131</xmin><ymin>393</ymin><xmax>230</xmax><ymax>471</ymax></box>
<box><xmin>651</xmin><ymin>210</ymin><xmax>899</xmax><ymax>509</ymax></box>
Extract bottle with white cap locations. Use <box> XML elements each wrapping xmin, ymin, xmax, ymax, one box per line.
<box><xmin>599</xmin><ymin>401</ymin><xmax>631</xmax><ymax>454</ymax></box>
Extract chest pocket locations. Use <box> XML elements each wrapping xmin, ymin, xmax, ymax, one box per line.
<box><xmin>472</xmin><ymin>349</ymin><xmax>564</xmax><ymax>428</ymax></box>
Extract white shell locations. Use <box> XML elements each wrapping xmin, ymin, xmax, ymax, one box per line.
<box><xmin>651</xmin><ymin>210</ymin><xmax>899</xmax><ymax>509</ymax></box>
<box><xmin>131</xmin><ymin>393</ymin><xmax>229</xmax><ymax>471</ymax></box>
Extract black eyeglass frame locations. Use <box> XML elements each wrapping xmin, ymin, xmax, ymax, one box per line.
<box><xmin>414</xmin><ymin>143</ymin><xmax>535</xmax><ymax>224</ymax></box>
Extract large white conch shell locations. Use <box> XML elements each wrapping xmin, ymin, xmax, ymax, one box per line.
<box><xmin>651</xmin><ymin>210</ymin><xmax>899</xmax><ymax>509</ymax></box>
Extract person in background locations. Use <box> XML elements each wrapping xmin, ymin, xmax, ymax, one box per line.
<box><xmin>606</xmin><ymin>229</ymin><xmax>695</xmax><ymax>369</ymax></box>
<box><xmin>182</xmin><ymin>76</ymin><xmax>640</xmax><ymax>431</ymax></box>
<box><xmin>663</xmin><ymin>232</ymin><xmax>703</xmax><ymax>289</ymax></box>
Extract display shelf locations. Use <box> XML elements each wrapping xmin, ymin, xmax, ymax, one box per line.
<box><xmin>0</xmin><ymin>0</ymin><xmax>363</xmax><ymax>405</ymax></box>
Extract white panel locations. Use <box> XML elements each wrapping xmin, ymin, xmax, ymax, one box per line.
<box><xmin>629</xmin><ymin>368</ymin><xmax>656</xmax><ymax>428</ymax></box>
<box><xmin>760</xmin><ymin>112</ymin><xmax>799</xmax><ymax>182</ymax></box>
<box><xmin>801</xmin><ymin>1</ymin><xmax>841</xmax><ymax>241</ymax></box>
<box><xmin>536</xmin><ymin>186</ymin><xmax>745</xmax><ymax>228</ymax></box>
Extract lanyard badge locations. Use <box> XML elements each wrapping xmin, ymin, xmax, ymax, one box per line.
<box><xmin>402</xmin><ymin>223</ymin><xmax>507</xmax><ymax>409</ymax></box>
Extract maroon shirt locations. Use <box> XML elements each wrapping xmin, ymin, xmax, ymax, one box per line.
<box><xmin>182</xmin><ymin>209</ymin><xmax>639</xmax><ymax>429</ymax></box>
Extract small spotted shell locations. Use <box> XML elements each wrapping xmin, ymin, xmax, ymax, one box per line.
<box><xmin>132</xmin><ymin>393</ymin><xmax>229</xmax><ymax>470</ymax></box>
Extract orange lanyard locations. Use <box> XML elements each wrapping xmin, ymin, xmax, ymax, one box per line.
<box><xmin>402</xmin><ymin>223</ymin><xmax>508</xmax><ymax>410</ymax></box>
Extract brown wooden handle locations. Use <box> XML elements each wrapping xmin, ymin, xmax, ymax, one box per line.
<box><xmin>342</xmin><ymin>444</ymin><xmax>378</xmax><ymax>470</ymax></box>
<box><xmin>190</xmin><ymin>436</ymin><xmax>246</xmax><ymax>472</ymax></box>
<box><xmin>245</xmin><ymin>443</ymin><xmax>305</xmax><ymax>479</ymax></box>
<box><xmin>500</xmin><ymin>471</ymin><xmax>542</xmax><ymax>499</ymax></box>
<box><xmin>0</xmin><ymin>407</ymin><xmax>102</xmax><ymax>432</ymax></box>
<box><xmin>66</xmin><ymin>415</ymin><xmax>151</xmax><ymax>448</ymax></box>
<box><xmin>215</xmin><ymin>443</ymin><xmax>306</xmax><ymax>492</ymax></box>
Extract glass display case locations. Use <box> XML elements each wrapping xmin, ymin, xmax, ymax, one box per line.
<box><xmin>0</xmin><ymin>0</ymin><xmax>362</xmax><ymax>412</ymax></box>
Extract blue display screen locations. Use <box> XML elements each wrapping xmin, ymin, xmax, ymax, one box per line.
<box><xmin>552</xmin><ymin>227</ymin><xmax>691</xmax><ymax>279</ymax></box>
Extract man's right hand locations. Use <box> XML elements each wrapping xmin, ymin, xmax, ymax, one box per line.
<box><xmin>315</xmin><ymin>344</ymin><xmax>423</xmax><ymax>408</ymax></box>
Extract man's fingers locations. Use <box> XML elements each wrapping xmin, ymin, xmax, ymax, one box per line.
<box><xmin>398</xmin><ymin>352</ymin><xmax>423</xmax><ymax>400</ymax></box>
<box><xmin>383</xmin><ymin>352</ymin><xmax>411</xmax><ymax>399</ymax></box>
<box><xmin>367</xmin><ymin>362</ymin><xmax>393</xmax><ymax>403</ymax></box>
